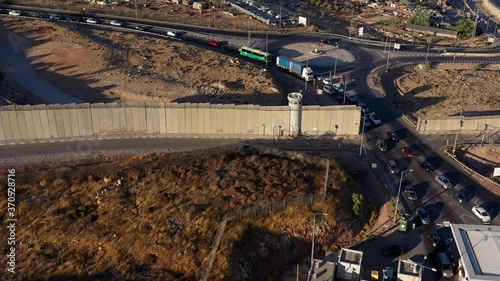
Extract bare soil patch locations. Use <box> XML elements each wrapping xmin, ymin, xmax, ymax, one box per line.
<box><xmin>396</xmin><ymin>64</ymin><xmax>500</xmax><ymax>119</ymax></box>
<box><xmin>0</xmin><ymin>18</ymin><xmax>284</xmax><ymax>105</ymax></box>
<box><xmin>0</xmin><ymin>145</ymin><xmax>375</xmax><ymax>280</ymax></box>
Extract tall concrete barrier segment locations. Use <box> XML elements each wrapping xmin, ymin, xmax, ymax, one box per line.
<box><xmin>0</xmin><ymin>102</ymin><xmax>361</xmax><ymax>142</ymax></box>
<box><xmin>416</xmin><ymin>115</ymin><xmax>500</xmax><ymax>132</ymax></box>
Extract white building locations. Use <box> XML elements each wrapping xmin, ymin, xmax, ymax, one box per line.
<box><xmin>336</xmin><ymin>248</ymin><xmax>363</xmax><ymax>281</ymax></box>
<box><xmin>396</xmin><ymin>260</ymin><xmax>422</xmax><ymax>281</ymax></box>
<box><xmin>449</xmin><ymin>223</ymin><xmax>500</xmax><ymax>281</ymax></box>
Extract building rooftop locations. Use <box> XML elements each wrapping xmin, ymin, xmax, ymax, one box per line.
<box><xmin>339</xmin><ymin>248</ymin><xmax>363</xmax><ymax>265</ymax></box>
<box><xmin>450</xmin><ymin>224</ymin><xmax>500</xmax><ymax>281</ymax></box>
<box><xmin>397</xmin><ymin>260</ymin><xmax>421</xmax><ymax>281</ymax></box>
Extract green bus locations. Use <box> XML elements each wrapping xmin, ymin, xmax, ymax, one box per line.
<box><xmin>239</xmin><ymin>47</ymin><xmax>272</xmax><ymax>63</ymax></box>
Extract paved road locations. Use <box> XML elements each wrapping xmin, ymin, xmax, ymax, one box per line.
<box><xmin>0</xmin><ymin>28</ymin><xmax>83</xmax><ymax>104</ymax></box>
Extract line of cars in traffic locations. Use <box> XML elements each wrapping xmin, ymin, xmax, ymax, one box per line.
<box><xmin>379</xmin><ymin>129</ymin><xmax>494</xmax><ymax>226</ymax></box>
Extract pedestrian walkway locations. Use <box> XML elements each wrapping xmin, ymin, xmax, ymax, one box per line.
<box><xmin>0</xmin><ymin>29</ymin><xmax>83</xmax><ymax>104</ymax></box>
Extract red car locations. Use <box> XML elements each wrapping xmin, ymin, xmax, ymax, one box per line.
<box><xmin>208</xmin><ymin>40</ymin><xmax>220</xmax><ymax>47</ymax></box>
<box><xmin>402</xmin><ymin>147</ymin><xmax>417</xmax><ymax>158</ymax></box>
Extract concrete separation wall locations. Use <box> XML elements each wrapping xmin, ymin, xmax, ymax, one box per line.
<box><xmin>0</xmin><ymin>102</ymin><xmax>361</xmax><ymax>142</ymax></box>
<box><xmin>416</xmin><ymin>115</ymin><xmax>500</xmax><ymax>132</ymax></box>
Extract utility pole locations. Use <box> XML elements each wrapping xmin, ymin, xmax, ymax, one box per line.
<box><xmin>359</xmin><ymin>116</ymin><xmax>365</xmax><ymax>156</ymax></box>
<box><xmin>486</xmin><ymin>17</ymin><xmax>490</xmax><ymax>34</ymax></box>
<box><xmin>349</xmin><ymin>9</ymin><xmax>354</xmax><ymax>39</ymax></box>
<box><xmin>473</xmin><ymin>9</ymin><xmax>480</xmax><ymax>38</ymax></box>
<box><xmin>333</xmin><ymin>44</ymin><xmax>339</xmax><ymax>78</ymax></box>
<box><xmin>425</xmin><ymin>31</ymin><xmax>431</xmax><ymax>64</ymax></box>
<box><xmin>394</xmin><ymin>170</ymin><xmax>413</xmax><ymax>223</ymax></box>
<box><xmin>385</xmin><ymin>37</ymin><xmax>391</xmax><ymax>71</ymax></box>
<box><xmin>279</xmin><ymin>2</ymin><xmax>282</xmax><ymax>33</ymax></box>
<box><xmin>452</xmin><ymin>105</ymin><xmax>463</xmax><ymax>155</ymax></box>
<box><xmin>135</xmin><ymin>0</ymin><xmax>138</xmax><ymax>18</ymax></box>
<box><xmin>208</xmin><ymin>0</ymin><xmax>211</xmax><ymax>27</ymax></box>
<box><xmin>247</xmin><ymin>17</ymin><xmax>251</xmax><ymax>45</ymax></box>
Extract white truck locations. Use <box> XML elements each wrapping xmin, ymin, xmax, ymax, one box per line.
<box><xmin>275</xmin><ymin>56</ymin><xmax>314</xmax><ymax>81</ymax></box>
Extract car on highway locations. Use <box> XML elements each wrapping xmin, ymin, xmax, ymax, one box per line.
<box><xmin>381</xmin><ymin>245</ymin><xmax>403</xmax><ymax>257</ymax></box>
<box><xmin>387</xmin><ymin>160</ymin><xmax>399</xmax><ymax>175</ymax></box>
<box><xmin>472</xmin><ymin>206</ymin><xmax>491</xmax><ymax>223</ymax></box>
<box><xmin>48</xmin><ymin>15</ymin><xmax>62</xmax><ymax>21</ymax></box>
<box><xmin>434</xmin><ymin>175</ymin><xmax>452</xmax><ymax>189</ymax></box>
<box><xmin>368</xmin><ymin>113</ymin><xmax>381</xmax><ymax>125</ymax></box>
<box><xmin>405</xmin><ymin>186</ymin><xmax>418</xmax><ymax>201</ymax></box>
<box><xmin>428</xmin><ymin>231</ymin><xmax>442</xmax><ymax>248</ymax></box>
<box><xmin>86</xmin><ymin>18</ymin><xmax>98</xmax><ymax>24</ymax></box>
<box><xmin>208</xmin><ymin>40</ymin><xmax>221</xmax><ymax>47</ymax></box>
<box><xmin>358</xmin><ymin>103</ymin><xmax>370</xmax><ymax>114</ymax></box>
<box><xmin>167</xmin><ymin>31</ymin><xmax>180</xmax><ymax>37</ymax></box>
<box><xmin>320</xmin><ymin>38</ymin><xmax>334</xmax><ymax>44</ymax></box>
<box><xmin>452</xmin><ymin>189</ymin><xmax>468</xmax><ymax>203</ymax></box>
<box><xmin>402</xmin><ymin>147</ymin><xmax>417</xmax><ymax>158</ymax></box>
<box><xmin>8</xmin><ymin>10</ymin><xmax>21</xmax><ymax>16</ymax></box>
<box><xmin>110</xmin><ymin>20</ymin><xmax>123</xmax><ymax>27</ymax></box>
<box><xmin>134</xmin><ymin>25</ymin><xmax>150</xmax><ymax>31</ymax></box>
<box><xmin>376</xmin><ymin>139</ymin><xmax>387</xmax><ymax>152</ymax></box>
<box><xmin>323</xmin><ymin>77</ymin><xmax>332</xmax><ymax>85</ymax></box>
<box><xmin>418</xmin><ymin>160</ymin><xmax>433</xmax><ymax>172</ymax></box>
<box><xmin>416</xmin><ymin>207</ymin><xmax>431</xmax><ymax>225</ymax></box>
<box><xmin>387</xmin><ymin>131</ymin><xmax>399</xmax><ymax>142</ymax></box>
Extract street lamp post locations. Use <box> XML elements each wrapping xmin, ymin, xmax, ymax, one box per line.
<box><xmin>424</xmin><ymin>31</ymin><xmax>431</xmax><ymax>64</ymax></box>
<box><xmin>385</xmin><ymin>37</ymin><xmax>391</xmax><ymax>71</ymax></box>
<box><xmin>333</xmin><ymin>44</ymin><xmax>339</xmax><ymax>78</ymax></box>
<box><xmin>359</xmin><ymin>116</ymin><xmax>366</xmax><ymax>156</ymax></box>
<box><xmin>311</xmin><ymin>212</ymin><xmax>328</xmax><ymax>264</ymax></box>
<box><xmin>349</xmin><ymin>9</ymin><xmax>354</xmax><ymax>39</ymax></box>
<box><xmin>393</xmin><ymin>169</ymin><xmax>413</xmax><ymax>223</ymax></box>
<box><xmin>452</xmin><ymin>105</ymin><xmax>463</xmax><ymax>155</ymax></box>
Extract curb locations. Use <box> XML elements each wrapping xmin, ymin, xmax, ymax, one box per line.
<box><xmin>444</xmin><ymin>149</ymin><xmax>500</xmax><ymax>188</ymax></box>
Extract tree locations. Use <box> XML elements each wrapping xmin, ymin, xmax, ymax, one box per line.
<box><xmin>352</xmin><ymin>193</ymin><xmax>363</xmax><ymax>217</ymax></box>
<box><xmin>409</xmin><ymin>8</ymin><xmax>430</xmax><ymax>27</ymax></box>
<box><xmin>457</xmin><ymin>19</ymin><xmax>475</xmax><ymax>39</ymax></box>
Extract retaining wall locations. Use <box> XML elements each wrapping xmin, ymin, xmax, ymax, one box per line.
<box><xmin>416</xmin><ymin>115</ymin><xmax>500</xmax><ymax>132</ymax></box>
<box><xmin>0</xmin><ymin>102</ymin><xmax>361</xmax><ymax>142</ymax></box>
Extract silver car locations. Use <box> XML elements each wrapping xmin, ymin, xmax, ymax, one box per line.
<box><xmin>387</xmin><ymin>160</ymin><xmax>399</xmax><ymax>175</ymax></box>
<box><xmin>435</xmin><ymin>175</ymin><xmax>452</xmax><ymax>189</ymax></box>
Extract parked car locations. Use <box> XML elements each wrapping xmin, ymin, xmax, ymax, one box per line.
<box><xmin>320</xmin><ymin>38</ymin><xmax>334</xmax><ymax>44</ymax></box>
<box><xmin>361</xmin><ymin>116</ymin><xmax>372</xmax><ymax>128</ymax></box>
<box><xmin>369</xmin><ymin>113</ymin><xmax>381</xmax><ymax>125</ymax></box>
<box><xmin>418</xmin><ymin>160</ymin><xmax>433</xmax><ymax>172</ymax></box>
<box><xmin>435</xmin><ymin>175</ymin><xmax>452</xmax><ymax>189</ymax></box>
<box><xmin>472</xmin><ymin>206</ymin><xmax>491</xmax><ymax>223</ymax></box>
<box><xmin>323</xmin><ymin>77</ymin><xmax>333</xmax><ymax>85</ymax></box>
<box><xmin>8</xmin><ymin>10</ymin><xmax>21</xmax><ymax>16</ymax></box>
<box><xmin>332</xmin><ymin>83</ymin><xmax>343</xmax><ymax>93</ymax></box>
<box><xmin>437</xmin><ymin>253</ymin><xmax>454</xmax><ymax>278</ymax></box>
<box><xmin>416</xmin><ymin>207</ymin><xmax>431</xmax><ymax>225</ymax></box>
<box><xmin>429</xmin><ymin>231</ymin><xmax>442</xmax><ymax>248</ymax></box>
<box><xmin>381</xmin><ymin>245</ymin><xmax>403</xmax><ymax>257</ymax></box>
<box><xmin>345</xmin><ymin>94</ymin><xmax>358</xmax><ymax>104</ymax></box>
<box><xmin>452</xmin><ymin>189</ymin><xmax>468</xmax><ymax>203</ymax></box>
<box><xmin>387</xmin><ymin>160</ymin><xmax>399</xmax><ymax>175</ymax></box>
<box><xmin>387</xmin><ymin>131</ymin><xmax>399</xmax><ymax>142</ymax></box>
<box><xmin>405</xmin><ymin>186</ymin><xmax>418</xmax><ymax>201</ymax></box>
<box><xmin>86</xmin><ymin>18</ymin><xmax>98</xmax><ymax>24</ymax></box>
<box><xmin>376</xmin><ymin>139</ymin><xmax>387</xmax><ymax>152</ymax></box>
<box><xmin>167</xmin><ymin>31</ymin><xmax>179</xmax><ymax>37</ymax></box>
<box><xmin>323</xmin><ymin>85</ymin><xmax>333</xmax><ymax>95</ymax></box>
<box><xmin>110</xmin><ymin>20</ymin><xmax>123</xmax><ymax>27</ymax></box>
<box><xmin>48</xmin><ymin>15</ymin><xmax>62</xmax><ymax>21</ymax></box>
<box><xmin>402</xmin><ymin>147</ymin><xmax>417</xmax><ymax>158</ymax></box>
<box><xmin>208</xmin><ymin>40</ymin><xmax>221</xmax><ymax>47</ymax></box>
<box><xmin>358</xmin><ymin>103</ymin><xmax>370</xmax><ymax>114</ymax></box>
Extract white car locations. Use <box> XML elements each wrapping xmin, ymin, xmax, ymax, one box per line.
<box><xmin>472</xmin><ymin>206</ymin><xmax>491</xmax><ymax>223</ymax></box>
<box><xmin>333</xmin><ymin>83</ymin><xmax>343</xmax><ymax>93</ymax></box>
<box><xmin>110</xmin><ymin>20</ymin><xmax>123</xmax><ymax>27</ymax></box>
<box><xmin>369</xmin><ymin>113</ymin><xmax>381</xmax><ymax>125</ymax></box>
<box><xmin>8</xmin><ymin>10</ymin><xmax>21</xmax><ymax>16</ymax></box>
<box><xmin>323</xmin><ymin>78</ymin><xmax>333</xmax><ymax>85</ymax></box>
<box><xmin>361</xmin><ymin>116</ymin><xmax>372</xmax><ymax>128</ymax></box>
<box><xmin>358</xmin><ymin>103</ymin><xmax>370</xmax><ymax>114</ymax></box>
<box><xmin>323</xmin><ymin>85</ymin><xmax>333</xmax><ymax>95</ymax></box>
<box><xmin>434</xmin><ymin>175</ymin><xmax>452</xmax><ymax>189</ymax></box>
<box><xmin>86</xmin><ymin>18</ymin><xmax>98</xmax><ymax>24</ymax></box>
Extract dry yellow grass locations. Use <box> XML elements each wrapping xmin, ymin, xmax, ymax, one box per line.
<box><xmin>0</xmin><ymin>145</ymin><xmax>366</xmax><ymax>280</ymax></box>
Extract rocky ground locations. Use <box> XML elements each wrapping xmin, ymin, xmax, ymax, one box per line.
<box><xmin>0</xmin><ymin>145</ymin><xmax>380</xmax><ymax>281</ymax></box>
<box><xmin>397</xmin><ymin>63</ymin><xmax>500</xmax><ymax>119</ymax></box>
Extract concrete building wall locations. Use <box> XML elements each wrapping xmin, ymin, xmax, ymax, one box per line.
<box><xmin>418</xmin><ymin>116</ymin><xmax>500</xmax><ymax>132</ymax></box>
<box><xmin>0</xmin><ymin>103</ymin><xmax>362</xmax><ymax>142</ymax></box>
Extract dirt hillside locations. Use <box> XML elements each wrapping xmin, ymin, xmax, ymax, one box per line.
<box><xmin>0</xmin><ymin>145</ymin><xmax>368</xmax><ymax>281</ymax></box>
<box><xmin>0</xmin><ymin>18</ymin><xmax>284</xmax><ymax>105</ymax></box>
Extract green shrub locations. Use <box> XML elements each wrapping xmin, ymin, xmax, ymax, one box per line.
<box><xmin>352</xmin><ymin>193</ymin><xmax>363</xmax><ymax>217</ymax></box>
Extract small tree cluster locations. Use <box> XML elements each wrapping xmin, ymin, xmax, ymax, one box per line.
<box><xmin>457</xmin><ymin>19</ymin><xmax>475</xmax><ymax>39</ymax></box>
<box><xmin>352</xmin><ymin>193</ymin><xmax>363</xmax><ymax>217</ymax></box>
<box><xmin>409</xmin><ymin>8</ymin><xmax>430</xmax><ymax>27</ymax></box>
